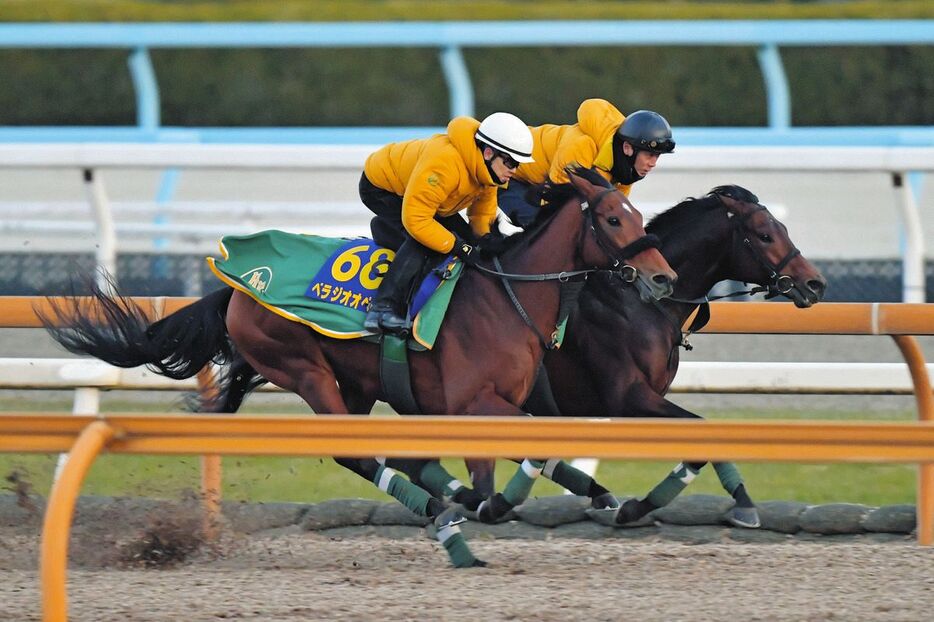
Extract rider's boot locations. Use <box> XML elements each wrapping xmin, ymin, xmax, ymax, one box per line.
<box><xmin>364</xmin><ymin>239</ymin><xmax>430</xmax><ymax>334</ymax></box>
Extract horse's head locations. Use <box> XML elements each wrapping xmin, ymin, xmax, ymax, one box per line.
<box><xmin>566</xmin><ymin>167</ymin><xmax>676</xmax><ymax>301</ymax></box>
<box><xmin>712</xmin><ymin>185</ymin><xmax>827</xmax><ymax>308</ymax></box>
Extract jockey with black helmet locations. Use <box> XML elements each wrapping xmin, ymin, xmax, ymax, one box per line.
<box><xmin>359</xmin><ymin>112</ymin><xmax>534</xmax><ymax>334</ymax></box>
<box><xmin>498</xmin><ymin>99</ymin><xmax>675</xmax><ymax>228</ymax></box>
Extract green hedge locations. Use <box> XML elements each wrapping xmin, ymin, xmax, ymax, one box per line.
<box><xmin>1</xmin><ymin>1</ymin><xmax>932</xmax><ymax>22</ymax></box>
<box><xmin>0</xmin><ymin>45</ymin><xmax>930</xmax><ymax>127</ymax></box>
<box><xmin>0</xmin><ymin>1</ymin><xmax>930</xmax><ymax>127</ymax></box>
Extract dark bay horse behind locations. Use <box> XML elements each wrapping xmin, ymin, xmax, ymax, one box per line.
<box><xmin>42</xmin><ymin>168</ymin><xmax>676</xmax><ymax>567</ymax></box>
<box><xmin>469</xmin><ymin>185</ymin><xmax>827</xmax><ymax>526</ymax></box>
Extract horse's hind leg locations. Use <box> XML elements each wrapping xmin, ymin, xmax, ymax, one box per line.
<box><xmin>613</xmin><ymin>387</ymin><xmax>759</xmax><ymax>528</ymax></box>
<box><xmin>227</xmin><ymin>294</ymin><xmax>483</xmax><ymax>566</ymax></box>
<box><xmin>197</xmin><ymin>355</ymin><xmax>266</xmax><ymax>414</ymax></box>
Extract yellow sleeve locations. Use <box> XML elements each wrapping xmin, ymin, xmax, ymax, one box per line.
<box><xmin>467</xmin><ymin>188</ymin><xmax>498</xmax><ymax>238</ymax></box>
<box><xmin>401</xmin><ymin>161</ymin><xmax>459</xmax><ymax>253</ymax></box>
<box><xmin>548</xmin><ymin>136</ymin><xmax>598</xmax><ymax>184</ymax></box>
<box><xmin>616</xmin><ymin>182</ymin><xmax>632</xmax><ymax>197</ymax></box>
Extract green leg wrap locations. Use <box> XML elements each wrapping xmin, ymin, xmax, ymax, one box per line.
<box><xmin>713</xmin><ymin>462</ymin><xmax>744</xmax><ymax>496</ymax></box>
<box><xmin>542</xmin><ymin>458</ymin><xmax>595</xmax><ymax>497</ymax></box>
<box><xmin>713</xmin><ymin>462</ymin><xmax>743</xmax><ymax>495</ymax></box>
<box><xmin>502</xmin><ymin>459</ymin><xmax>545</xmax><ymax>506</ymax></box>
<box><xmin>645</xmin><ymin>462</ymin><xmax>700</xmax><ymax>508</ymax></box>
<box><xmin>436</xmin><ymin>522</ymin><xmax>481</xmax><ymax>568</ymax></box>
<box><xmin>374</xmin><ymin>465</ymin><xmax>431</xmax><ymax>517</ymax></box>
<box><xmin>418</xmin><ymin>460</ymin><xmax>466</xmax><ymax>499</ymax></box>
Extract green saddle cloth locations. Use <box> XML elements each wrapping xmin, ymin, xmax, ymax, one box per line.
<box><xmin>207</xmin><ymin>230</ymin><xmax>463</xmax><ymax>350</ymax></box>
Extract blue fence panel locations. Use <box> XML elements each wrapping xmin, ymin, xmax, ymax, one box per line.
<box><xmin>0</xmin><ymin>21</ymin><xmax>932</xmax><ymax>146</ymax></box>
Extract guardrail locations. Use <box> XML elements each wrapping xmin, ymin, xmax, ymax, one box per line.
<box><xmin>0</xmin><ymin>143</ymin><xmax>930</xmax><ymax>301</ymax></box>
<box><xmin>3</xmin><ymin>297</ymin><xmax>934</xmax><ymax>617</ymax></box>
<box><xmin>2</xmin><ymin>413</ymin><xmax>933</xmax><ymax>620</ymax></box>
<box><xmin>1</xmin><ymin>20</ymin><xmax>933</xmax><ymax>143</ymax></box>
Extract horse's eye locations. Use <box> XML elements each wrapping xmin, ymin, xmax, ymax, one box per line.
<box><xmin>607</xmin><ymin>217</ymin><xmax>621</xmax><ymax>227</ymax></box>
<box><xmin>757</xmin><ymin>233</ymin><xmax>773</xmax><ymax>243</ymax></box>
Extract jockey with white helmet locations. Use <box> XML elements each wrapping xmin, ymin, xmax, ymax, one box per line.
<box><xmin>498</xmin><ymin>99</ymin><xmax>675</xmax><ymax>228</ymax></box>
<box><xmin>360</xmin><ymin>111</ymin><xmax>534</xmax><ymax>334</ymax></box>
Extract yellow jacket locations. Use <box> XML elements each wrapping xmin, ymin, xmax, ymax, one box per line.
<box><xmin>363</xmin><ymin>117</ymin><xmax>499</xmax><ymax>253</ymax></box>
<box><xmin>515</xmin><ymin>98</ymin><xmax>632</xmax><ymax>196</ymax></box>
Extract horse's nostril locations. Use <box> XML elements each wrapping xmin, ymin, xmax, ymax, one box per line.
<box><xmin>807</xmin><ymin>279</ymin><xmax>826</xmax><ymax>296</ymax></box>
<box><xmin>653</xmin><ymin>274</ymin><xmax>670</xmax><ymax>286</ymax></box>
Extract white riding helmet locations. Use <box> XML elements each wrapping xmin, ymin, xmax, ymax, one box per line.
<box><xmin>475</xmin><ymin>112</ymin><xmax>535</xmax><ymax>163</ymax></box>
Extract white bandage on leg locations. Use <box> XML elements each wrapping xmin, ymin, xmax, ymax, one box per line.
<box><xmin>520</xmin><ymin>459</ymin><xmax>543</xmax><ymax>479</ymax></box>
<box><xmin>377</xmin><ymin>467</ymin><xmax>398</xmax><ymax>492</ymax></box>
<box><xmin>675</xmin><ymin>462</ymin><xmax>698</xmax><ymax>484</ymax></box>
<box><xmin>542</xmin><ymin>458</ymin><xmax>562</xmax><ymax>479</ymax></box>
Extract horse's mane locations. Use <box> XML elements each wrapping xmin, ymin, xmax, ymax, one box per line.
<box><xmin>646</xmin><ymin>184</ymin><xmax>759</xmax><ymax>237</ymax></box>
<box><xmin>481</xmin><ymin>166</ymin><xmax>610</xmax><ymax>258</ymax></box>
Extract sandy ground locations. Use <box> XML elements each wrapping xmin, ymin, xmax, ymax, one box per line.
<box><xmin>2</xmin><ymin>525</ymin><xmax>933</xmax><ymax>622</ymax></box>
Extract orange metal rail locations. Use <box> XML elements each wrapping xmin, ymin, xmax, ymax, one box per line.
<box><xmin>2</xmin><ymin>413</ymin><xmax>933</xmax><ymax>621</ymax></box>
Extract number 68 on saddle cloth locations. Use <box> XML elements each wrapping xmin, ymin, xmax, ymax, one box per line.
<box><xmin>207</xmin><ymin>230</ymin><xmax>463</xmax><ymax>349</ymax></box>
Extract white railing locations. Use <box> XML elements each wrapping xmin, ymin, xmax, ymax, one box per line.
<box><xmin>0</xmin><ymin>143</ymin><xmax>931</xmax><ymax>300</ymax></box>
<box><xmin>3</xmin><ymin>358</ymin><xmax>931</xmax><ymax>397</ymax></box>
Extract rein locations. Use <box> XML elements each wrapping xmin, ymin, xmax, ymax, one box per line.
<box><xmin>471</xmin><ymin>186</ymin><xmax>661</xmax><ymax>351</ymax></box>
<box><xmin>733</xmin><ymin>205</ymin><xmax>802</xmax><ymax>298</ymax></box>
<box><xmin>651</xmin><ymin>199</ymin><xmax>801</xmax><ymax>355</ymax></box>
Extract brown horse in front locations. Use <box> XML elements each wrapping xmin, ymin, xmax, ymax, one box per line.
<box><xmin>42</xmin><ymin>167</ymin><xmax>675</xmax><ymax>567</ymax></box>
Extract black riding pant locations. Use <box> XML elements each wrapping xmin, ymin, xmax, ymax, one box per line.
<box><xmin>359</xmin><ymin>172</ymin><xmax>474</xmax><ymax>252</ymax></box>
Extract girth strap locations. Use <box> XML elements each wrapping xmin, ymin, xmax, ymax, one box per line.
<box><xmin>379</xmin><ymin>334</ymin><xmax>421</xmax><ymax>415</ymax></box>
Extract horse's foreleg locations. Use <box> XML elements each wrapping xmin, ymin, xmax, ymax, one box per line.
<box><xmin>383</xmin><ymin>458</ymin><xmax>485</xmax><ymax>511</ymax></box>
<box><xmin>464</xmin><ymin>458</ymin><xmax>495</xmax><ymax>499</ymax></box>
<box><xmin>334</xmin><ymin>457</ymin><xmax>484</xmax><ymax>568</ymax></box>
<box><xmin>612</xmin><ymin>387</ymin><xmax>759</xmax><ymax>528</ymax></box>
<box><xmin>458</xmin><ymin>390</ymin><xmax>545</xmax><ymax>524</ymax></box>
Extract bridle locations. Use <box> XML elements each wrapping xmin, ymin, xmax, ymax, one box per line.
<box><xmin>584</xmin><ymin>187</ymin><xmax>662</xmax><ymax>282</ymax></box>
<box><xmin>462</xmin><ymin>185</ymin><xmax>661</xmax><ymax>350</ymax></box>
<box><xmin>654</xmin><ymin>194</ymin><xmax>805</xmax><ymax>353</ymax></box>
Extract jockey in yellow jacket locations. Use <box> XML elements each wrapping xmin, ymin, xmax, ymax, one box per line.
<box><xmin>499</xmin><ymin>99</ymin><xmax>675</xmax><ymax>227</ymax></box>
<box><xmin>360</xmin><ymin>112</ymin><xmax>534</xmax><ymax>334</ymax></box>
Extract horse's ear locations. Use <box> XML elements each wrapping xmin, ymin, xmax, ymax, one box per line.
<box><xmin>564</xmin><ymin>166</ymin><xmax>596</xmax><ymax>199</ymax></box>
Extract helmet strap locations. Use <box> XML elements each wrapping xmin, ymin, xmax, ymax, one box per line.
<box><xmin>479</xmin><ymin>144</ymin><xmax>507</xmax><ymax>185</ymax></box>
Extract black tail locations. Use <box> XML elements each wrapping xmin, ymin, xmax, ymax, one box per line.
<box><xmin>187</xmin><ymin>354</ymin><xmax>268</xmax><ymax>414</ymax></box>
<box><xmin>40</xmin><ymin>283</ymin><xmax>235</xmax><ymax>380</ymax></box>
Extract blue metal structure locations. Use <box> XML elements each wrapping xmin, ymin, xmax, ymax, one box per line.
<box><xmin>0</xmin><ymin>20</ymin><xmax>931</xmax><ymax>146</ymax></box>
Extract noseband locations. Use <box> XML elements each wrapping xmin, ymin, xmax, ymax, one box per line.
<box><xmin>730</xmin><ymin>204</ymin><xmax>801</xmax><ymax>297</ymax></box>
<box><xmin>585</xmin><ymin>187</ymin><xmax>661</xmax><ymax>283</ymax></box>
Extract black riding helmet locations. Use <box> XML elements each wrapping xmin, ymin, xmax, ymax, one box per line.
<box><xmin>617</xmin><ymin>110</ymin><xmax>675</xmax><ymax>155</ymax></box>
<box><xmin>610</xmin><ymin>110</ymin><xmax>675</xmax><ymax>185</ymax></box>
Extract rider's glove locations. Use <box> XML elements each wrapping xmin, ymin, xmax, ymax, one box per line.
<box><xmin>494</xmin><ymin>207</ymin><xmax>525</xmax><ymax>237</ymax></box>
<box><xmin>452</xmin><ymin>236</ymin><xmax>479</xmax><ymax>266</ymax></box>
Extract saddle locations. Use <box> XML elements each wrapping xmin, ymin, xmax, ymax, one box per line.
<box><xmin>207</xmin><ymin>230</ymin><xmax>464</xmax><ymax>350</ymax></box>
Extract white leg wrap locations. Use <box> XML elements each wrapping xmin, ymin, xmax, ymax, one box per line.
<box><xmin>542</xmin><ymin>458</ymin><xmax>561</xmax><ymax>479</ymax></box>
<box><xmin>444</xmin><ymin>479</ymin><xmax>464</xmax><ymax>496</ymax></box>
<box><xmin>676</xmin><ymin>462</ymin><xmax>698</xmax><ymax>484</ymax></box>
<box><xmin>377</xmin><ymin>467</ymin><xmax>398</xmax><ymax>492</ymax></box>
<box><xmin>520</xmin><ymin>459</ymin><xmax>543</xmax><ymax>479</ymax></box>
<box><xmin>435</xmin><ymin>523</ymin><xmax>461</xmax><ymax>544</ymax></box>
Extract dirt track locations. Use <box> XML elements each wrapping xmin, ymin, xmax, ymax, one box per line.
<box><xmin>2</xmin><ymin>527</ymin><xmax>934</xmax><ymax>622</ymax></box>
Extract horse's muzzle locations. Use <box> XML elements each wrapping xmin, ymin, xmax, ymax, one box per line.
<box><xmin>787</xmin><ymin>276</ymin><xmax>827</xmax><ymax>308</ymax></box>
<box><xmin>636</xmin><ymin>272</ymin><xmax>676</xmax><ymax>302</ymax></box>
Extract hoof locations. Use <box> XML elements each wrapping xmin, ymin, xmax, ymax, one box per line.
<box><xmin>591</xmin><ymin>492</ymin><xmax>621</xmax><ymax>511</ymax></box>
<box><xmin>726</xmin><ymin>505</ymin><xmax>761</xmax><ymax>529</ymax></box>
<box><xmin>469</xmin><ymin>559</ymin><xmax>488</xmax><ymax>568</ymax></box>
<box><xmin>434</xmin><ymin>506</ymin><xmax>467</xmax><ymax>530</ymax></box>
<box><xmin>452</xmin><ymin>487</ymin><xmax>485</xmax><ymax>512</ymax></box>
<box><xmin>614</xmin><ymin>497</ymin><xmax>656</xmax><ymax>527</ymax></box>
<box><xmin>477</xmin><ymin>493</ymin><xmax>514</xmax><ymax>524</ymax></box>
<box><xmin>586</xmin><ymin>506</ymin><xmax>620</xmax><ymax>526</ymax></box>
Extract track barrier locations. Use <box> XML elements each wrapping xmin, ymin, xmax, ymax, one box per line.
<box><xmin>1</xmin><ymin>296</ymin><xmax>933</xmax><ymax>620</ymax></box>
